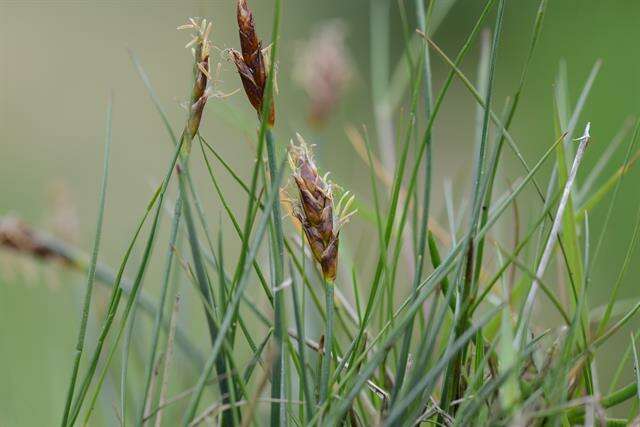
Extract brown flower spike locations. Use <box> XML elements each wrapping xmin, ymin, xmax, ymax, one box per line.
<box><xmin>289</xmin><ymin>135</ymin><xmax>355</xmax><ymax>281</ymax></box>
<box><xmin>178</xmin><ymin>18</ymin><xmax>214</xmax><ymax>142</ymax></box>
<box><xmin>231</xmin><ymin>0</ymin><xmax>275</xmax><ymax>126</ymax></box>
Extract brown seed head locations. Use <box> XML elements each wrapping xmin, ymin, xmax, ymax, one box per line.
<box><xmin>178</xmin><ymin>18</ymin><xmax>214</xmax><ymax>140</ymax></box>
<box><xmin>289</xmin><ymin>135</ymin><xmax>355</xmax><ymax>281</ymax></box>
<box><xmin>237</xmin><ymin>0</ymin><xmax>259</xmax><ymax>62</ymax></box>
<box><xmin>231</xmin><ymin>0</ymin><xmax>275</xmax><ymax>126</ymax></box>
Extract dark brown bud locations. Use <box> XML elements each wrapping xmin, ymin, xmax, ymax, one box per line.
<box><xmin>289</xmin><ymin>135</ymin><xmax>354</xmax><ymax>282</ymax></box>
<box><xmin>232</xmin><ymin>0</ymin><xmax>275</xmax><ymax>126</ymax></box>
<box><xmin>237</xmin><ymin>0</ymin><xmax>260</xmax><ymax>63</ymax></box>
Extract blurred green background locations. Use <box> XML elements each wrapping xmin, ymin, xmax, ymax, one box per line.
<box><xmin>2</xmin><ymin>0</ymin><xmax>640</xmax><ymax>424</ymax></box>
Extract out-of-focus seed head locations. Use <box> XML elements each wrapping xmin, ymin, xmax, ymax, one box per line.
<box><xmin>294</xmin><ymin>20</ymin><xmax>353</xmax><ymax>127</ymax></box>
<box><xmin>0</xmin><ymin>216</ymin><xmax>72</xmax><ymax>264</ymax></box>
<box><xmin>231</xmin><ymin>0</ymin><xmax>275</xmax><ymax>126</ymax></box>
<box><xmin>288</xmin><ymin>134</ymin><xmax>355</xmax><ymax>281</ymax></box>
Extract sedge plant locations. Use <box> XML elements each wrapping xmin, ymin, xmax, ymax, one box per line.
<box><xmin>3</xmin><ymin>0</ymin><xmax>640</xmax><ymax>426</ymax></box>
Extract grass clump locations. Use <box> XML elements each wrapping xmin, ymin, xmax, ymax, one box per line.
<box><xmin>3</xmin><ymin>0</ymin><xmax>640</xmax><ymax>426</ymax></box>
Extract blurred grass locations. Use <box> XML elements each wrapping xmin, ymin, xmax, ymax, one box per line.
<box><xmin>2</xmin><ymin>0</ymin><xmax>640</xmax><ymax>424</ymax></box>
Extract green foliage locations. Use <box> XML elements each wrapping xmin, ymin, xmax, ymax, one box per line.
<box><xmin>5</xmin><ymin>1</ymin><xmax>640</xmax><ymax>426</ymax></box>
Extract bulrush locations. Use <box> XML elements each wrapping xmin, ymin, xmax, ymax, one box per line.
<box><xmin>288</xmin><ymin>135</ymin><xmax>354</xmax><ymax>282</ymax></box>
<box><xmin>230</xmin><ymin>0</ymin><xmax>275</xmax><ymax>126</ymax></box>
<box><xmin>177</xmin><ymin>18</ymin><xmax>213</xmax><ymax>143</ymax></box>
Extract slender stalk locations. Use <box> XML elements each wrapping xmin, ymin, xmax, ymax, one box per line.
<box><xmin>121</xmin><ymin>278</ymin><xmax>142</xmax><ymax>426</ymax></box>
<box><xmin>370</xmin><ymin>0</ymin><xmax>395</xmax><ymax>174</ymax></box>
<box><xmin>67</xmin><ymin>135</ymin><xmax>185</xmax><ymax>427</ymax></box>
<box><xmin>290</xmin><ymin>266</ymin><xmax>314</xmax><ymax>422</ymax></box>
<box><xmin>198</xmin><ymin>135</ymin><xmax>273</xmax><ymax>304</ymax></box>
<box><xmin>345</xmin><ymin>0</ymin><xmax>496</xmax><ymax>376</ymax></box>
<box><xmin>232</xmin><ymin>0</ymin><xmax>285</xmax><ymax>423</ymax></box>
<box><xmin>331</xmin><ymin>129</ymin><xmax>561</xmax><ymax>414</ymax></box>
<box><xmin>138</xmin><ymin>197</ymin><xmax>182</xmax><ymax>426</ymax></box>
<box><xmin>517</xmin><ymin>123</ymin><xmax>591</xmax><ymax>343</ymax></box>
<box><xmin>154</xmin><ymin>294</ymin><xmax>181</xmax><ymax>427</ymax></box>
<box><xmin>181</xmin><ymin>158</ymin><xmax>287</xmax><ymax>426</ymax></box>
<box><xmin>4</xmin><ymin>222</ymin><xmax>203</xmax><ymax>364</ymax></box>
<box><xmin>389</xmin><ymin>0</ymin><xmax>434</xmax><ymax>408</ymax></box>
<box><xmin>265</xmin><ymin>127</ymin><xmax>287</xmax><ymax>427</ymax></box>
<box><xmin>593</xmin><ymin>120</ymin><xmax>640</xmax><ymax>336</ymax></box>
<box><xmin>319</xmin><ymin>280</ymin><xmax>335</xmax><ymax>408</ymax></box>
<box><xmin>565</xmin><ymin>382</ymin><xmax>637</xmax><ymax>422</ymax></box>
<box><xmin>60</xmin><ymin>96</ymin><xmax>112</xmax><ymax>427</ymax></box>
<box><xmin>472</xmin><ymin>0</ymin><xmax>549</xmax><ymax>298</ymax></box>
<box><xmin>441</xmin><ymin>0</ymin><xmax>506</xmax><ymax>415</ymax></box>
<box><xmin>176</xmin><ymin>163</ymin><xmax>238</xmax><ymax>427</ymax></box>
<box><xmin>175</xmin><ymin>20</ymin><xmax>241</xmax><ymax>426</ymax></box>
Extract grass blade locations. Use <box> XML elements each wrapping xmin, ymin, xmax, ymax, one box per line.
<box><xmin>60</xmin><ymin>95</ymin><xmax>113</xmax><ymax>427</ymax></box>
<box><xmin>595</xmin><ymin>178</ymin><xmax>640</xmax><ymax>337</ymax></box>
<box><xmin>181</xmin><ymin>157</ymin><xmax>287</xmax><ymax>425</ymax></box>
<box><xmin>517</xmin><ymin>124</ymin><xmax>591</xmax><ymax>343</ymax></box>
<box><xmin>439</xmin><ymin>0</ymin><xmax>505</xmax><ymax>414</ymax></box>
<box><xmin>632</xmin><ymin>335</ymin><xmax>640</xmax><ymax>405</ymax></box>
<box><xmin>67</xmin><ymin>128</ymin><xmax>185</xmax><ymax>427</ymax></box>
<box><xmin>138</xmin><ymin>197</ymin><xmax>182</xmax><ymax>425</ymax></box>
<box><xmin>390</xmin><ymin>0</ymin><xmax>435</xmax><ymax>406</ymax></box>
<box><xmin>154</xmin><ymin>294</ymin><xmax>181</xmax><ymax>427</ymax></box>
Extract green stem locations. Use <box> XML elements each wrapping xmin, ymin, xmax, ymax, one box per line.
<box><xmin>320</xmin><ymin>280</ymin><xmax>336</xmax><ymax>409</ymax></box>
<box><xmin>180</xmin><ymin>156</ymin><xmax>286</xmax><ymax>426</ymax></box>
<box><xmin>441</xmin><ymin>0</ymin><xmax>506</xmax><ymax>416</ymax></box>
<box><xmin>137</xmin><ymin>196</ymin><xmax>182</xmax><ymax>426</ymax></box>
<box><xmin>61</xmin><ymin>97</ymin><xmax>111</xmax><ymax>427</ymax></box>
<box><xmin>389</xmin><ymin>0</ymin><xmax>434</xmax><ymax>411</ymax></box>
<box><xmin>290</xmin><ymin>266</ymin><xmax>314</xmax><ymax>422</ymax></box>
<box><xmin>69</xmin><ymin>137</ymin><xmax>184</xmax><ymax>426</ymax></box>
<box><xmin>565</xmin><ymin>382</ymin><xmax>636</xmax><ymax>422</ymax></box>
<box><xmin>176</xmin><ymin>160</ymin><xmax>238</xmax><ymax>427</ymax></box>
<box><xmin>265</xmin><ymin>127</ymin><xmax>286</xmax><ymax>427</ymax></box>
<box><xmin>344</xmin><ymin>0</ymin><xmax>496</xmax><ymax>381</ymax></box>
<box><xmin>34</xmin><ymin>232</ymin><xmax>203</xmax><ymax>364</ymax></box>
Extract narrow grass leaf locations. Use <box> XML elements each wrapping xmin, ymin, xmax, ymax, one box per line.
<box><xmin>61</xmin><ymin>96</ymin><xmax>113</xmax><ymax>427</ymax></box>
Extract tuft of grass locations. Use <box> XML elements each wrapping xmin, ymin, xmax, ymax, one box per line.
<box><xmin>0</xmin><ymin>1</ymin><xmax>637</xmax><ymax>426</ymax></box>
